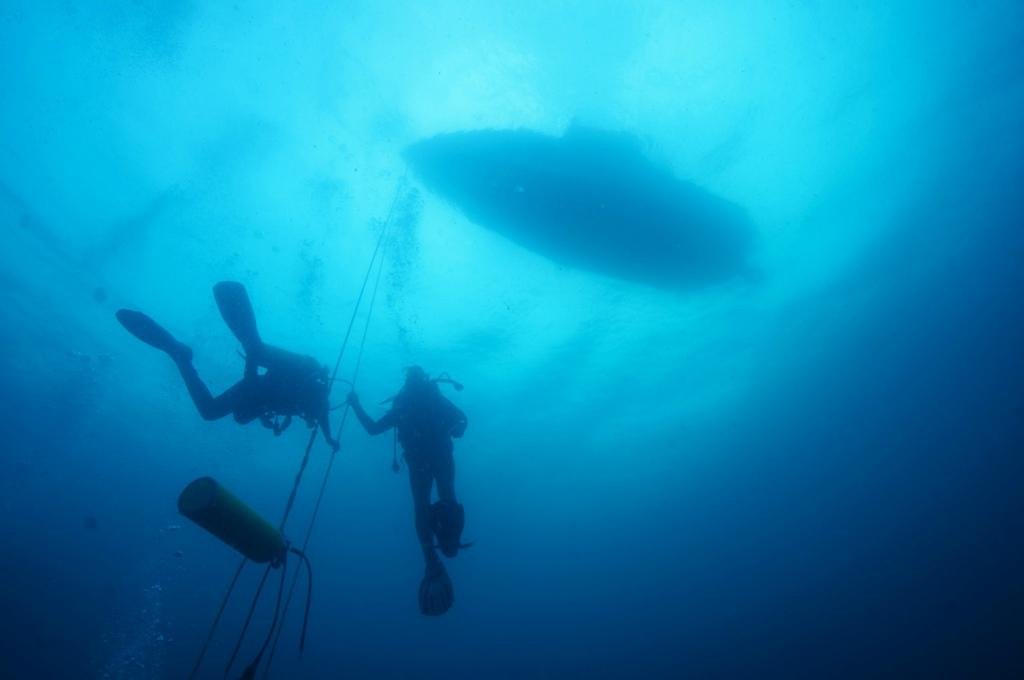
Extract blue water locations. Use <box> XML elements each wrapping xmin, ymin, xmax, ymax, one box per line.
<box><xmin>2</xmin><ymin>3</ymin><xmax>1023</xmax><ymax>678</ymax></box>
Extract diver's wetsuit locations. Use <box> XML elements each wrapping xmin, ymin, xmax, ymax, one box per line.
<box><xmin>116</xmin><ymin>282</ymin><xmax>338</xmax><ymax>450</ymax></box>
<box><xmin>350</xmin><ymin>380</ymin><xmax>467</xmax><ymax>564</ymax></box>
<box><xmin>175</xmin><ymin>343</ymin><xmax>335</xmax><ymax>443</ymax></box>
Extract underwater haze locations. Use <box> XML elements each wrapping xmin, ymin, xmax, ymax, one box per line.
<box><xmin>2</xmin><ymin>1</ymin><xmax>1023</xmax><ymax>678</ymax></box>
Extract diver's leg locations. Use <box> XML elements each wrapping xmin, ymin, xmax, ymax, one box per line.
<box><xmin>408</xmin><ymin>463</ymin><xmax>439</xmax><ymax>565</ymax></box>
<box><xmin>212</xmin><ymin>282</ymin><xmax>320</xmax><ymax>377</ymax></box>
<box><xmin>254</xmin><ymin>344</ymin><xmax>321</xmax><ymax>375</ymax></box>
<box><xmin>413</xmin><ymin>459</ymin><xmax>455</xmax><ymax>616</ymax></box>
<box><xmin>176</xmin><ymin>364</ymin><xmax>240</xmax><ymax>421</ymax></box>
<box><xmin>432</xmin><ymin>449</ymin><xmax>464</xmax><ymax>557</ymax></box>
<box><xmin>230</xmin><ymin>377</ymin><xmax>264</xmax><ymax>424</ymax></box>
<box><xmin>434</xmin><ymin>448</ymin><xmax>457</xmax><ymax>504</ymax></box>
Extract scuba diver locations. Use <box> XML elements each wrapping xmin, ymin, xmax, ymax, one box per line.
<box><xmin>115</xmin><ymin>281</ymin><xmax>340</xmax><ymax>451</ymax></box>
<box><xmin>347</xmin><ymin>366</ymin><xmax>468</xmax><ymax>616</ymax></box>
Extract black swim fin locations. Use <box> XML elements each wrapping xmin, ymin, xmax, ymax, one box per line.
<box><xmin>213</xmin><ymin>281</ymin><xmax>262</xmax><ymax>355</ymax></box>
<box><xmin>116</xmin><ymin>309</ymin><xmax>192</xmax><ymax>363</ymax></box>
<box><xmin>418</xmin><ymin>561</ymin><xmax>454</xmax><ymax>616</ymax></box>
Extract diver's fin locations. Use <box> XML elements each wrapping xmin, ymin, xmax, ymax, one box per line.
<box><xmin>116</xmin><ymin>309</ymin><xmax>192</xmax><ymax>363</ymax></box>
<box><xmin>213</xmin><ymin>281</ymin><xmax>262</xmax><ymax>354</ymax></box>
<box><xmin>418</xmin><ymin>561</ymin><xmax>454</xmax><ymax>616</ymax></box>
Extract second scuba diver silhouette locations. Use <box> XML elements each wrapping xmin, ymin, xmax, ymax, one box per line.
<box><xmin>347</xmin><ymin>367</ymin><xmax>468</xmax><ymax>616</ymax></box>
<box><xmin>115</xmin><ymin>281</ymin><xmax>340</xmax><ymax>451</ymax></box>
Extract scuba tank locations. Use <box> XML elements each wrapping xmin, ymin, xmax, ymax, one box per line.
<box><xmin>178</xmin><ymin>477</ymin><xmax>286</xmax><ymax>564</ymax></box>
<box><xmin>177</xmin><ymin>477</ymin><xmax>314</xmax><ymax>679</ymax></box>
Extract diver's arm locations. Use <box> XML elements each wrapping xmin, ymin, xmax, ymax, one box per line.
<box><xmin>347</xmin><ymin>392</ymin><xmax>395</xmax><ymax>436</ymax></box>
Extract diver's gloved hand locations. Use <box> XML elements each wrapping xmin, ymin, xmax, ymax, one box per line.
<box><xmin>418</xmin><ymin>560</ymin><xmax>454</xmax><ymax>616</ymax></box>
<box><xmin>346</xmin><ymin>391</ymin><xmax>360</xmax><ymax>407</ymax></box>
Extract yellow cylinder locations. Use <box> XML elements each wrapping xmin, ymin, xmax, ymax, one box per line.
<box><xmin>177</xmin><ymin>477</ymin><xmax>286</xmax><ymax>564</ymax></box>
